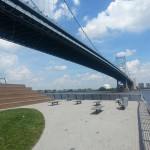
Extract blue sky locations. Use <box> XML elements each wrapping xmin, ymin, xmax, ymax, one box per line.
<box><xmin>0</xmin><ymin>0</ymin><xmax>150</xmax><ymax>90</ymax></box>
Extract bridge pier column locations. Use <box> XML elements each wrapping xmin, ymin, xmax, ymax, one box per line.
<box><xmin>117</xmin><ymin>80</ymin><xmax>119</xmax><ymax>90</ymax></box>
<box><xmin>124</xmin><ymin>79</ymin><xmax>129</xmax><ymax>91</ymax></box>
<box><xmin>117</xmin><ymin>80</ymin><xmax>124</xmax><ymax>91</ymax></box>
<box><xmin>117</xmin><ymin>80</ymin><xmax>130</xmax><ymax>92</ymax></box>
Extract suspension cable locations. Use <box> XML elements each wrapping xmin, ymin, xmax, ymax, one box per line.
<box><xmin>63</xmin><ymin>0</ymin><xmax>101</xmax><ymax>55</ymax></box>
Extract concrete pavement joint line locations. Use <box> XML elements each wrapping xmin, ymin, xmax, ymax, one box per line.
<box><xmin>21</xmin><ymin>100</ymin><xmax>140</xmax><ymax>150</ymax></box>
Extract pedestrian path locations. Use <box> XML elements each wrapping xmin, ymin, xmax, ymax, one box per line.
<box><xmin>22</xmin><ymin>100</ymin><xmax>140</xmax><ymax>150</ymax></box>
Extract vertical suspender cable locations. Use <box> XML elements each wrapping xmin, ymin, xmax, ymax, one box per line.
<box><xmin>63</xmin><ymin>0</ymin><xmax>101</xmax><ymax>55</ymax></box>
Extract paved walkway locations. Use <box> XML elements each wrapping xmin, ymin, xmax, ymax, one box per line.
<box><xmin>22</xmin><ymin>100</ymin><xmax>140</xmax><ymax>150</ymax></box>
<box><xmin>139</xmin><ymin>101</ymin><xmax>150</xmax><ymax>150</ymax></box>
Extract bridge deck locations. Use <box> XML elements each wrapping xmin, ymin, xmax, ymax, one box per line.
<box><xmin>21</xmin><ymin>100</ymin><xmax>140</xmax><ymax>150</ymax></box>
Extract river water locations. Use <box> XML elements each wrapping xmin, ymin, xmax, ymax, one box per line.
<box><xmin>131</xmin><ymin>89</ymin><xmax>150</xmax><ymax>103</ymax></box>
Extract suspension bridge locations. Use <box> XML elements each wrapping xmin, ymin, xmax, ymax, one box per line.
<box><xmin>0</xmin><ymin>0</ymin><xmax>133</xmax><ymax>89</ymax></box>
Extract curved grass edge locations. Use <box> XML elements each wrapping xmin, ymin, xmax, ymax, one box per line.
<box><xmin>0</xmin><ymin>108</ymin><xmax>45</xmax><ymax>150</ymax></box>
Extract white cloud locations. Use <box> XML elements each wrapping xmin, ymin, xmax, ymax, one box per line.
<box><xmin>46</xmin><ymin>64</ymin><xmax>67</xmax><ymax>71</ymax></box>
<box><xmin>53</xmin><ymin>3</ymin><xmax>73</xmax><ymax>20</ymax></box>
<box><xmin>0</xmin><ymin>39</ymin><xmax>34</xmax><ymax>83</ymax></box>
<box><xmin>116</xmin><ymin>49</ymin><xmax>137</xmax><ymax>57</ymax></box>
<box><xmin>6</xmin><ymin>66</ymin><xmax>32</xmax><ymax>80</ymax></box>
<box><xmin>51</xmin><ymin>72</ymin><xmax>105</xmax><ymax>89</ymax></box>
<box><xmin>83</xmin><ymin>15</ymin><xmax>89</xmax><ymax>22</ymax></box>
<box><xmin>0</xmin><ymin>53</ymin><xmax>18</xmax><ymax>69</ymax></box>
<box><xmin>76</xmin><ymin>73</ymin><xmax>102</xmax><ymax>81</ymax></box>
<box><xmin>82</xmin><ymin>0</ymin><xmax>150</xmax><ymax>38</ymax></box>
<box><xmin>72</xmin><ymin>0</ymin><xmax>80</xmax><ymax>6</ymax></box>
<box><xmin>49</xmin><ymin>72</ymin><xmax>119</xmax><ymax>90</ymax></box>
<box><xmin>0</xmin><ymin>52</ymin><xmax>33</xmax><ymax>81</ymax></box>
<box><xmin>39</xmin><ymin>0</ymin><xmax>76</xmax><ymax>21</ymax></box>
<box><xmin>50</xmin><ymin>73</ymin><xmax>116</xmax><ymax>89</ymax></box>
<box><xmin>92</xmin><ymin>39</ymin><xmax>104</xmax><ymax>44</ymax></box>
<box><xmin>0</xmin><ymin>39</ymin><xmax>20</xmax><ymax>52</ymax></box>
<box><xmin>26</xmin><ymin>0</ymin><xmax>75</xmax><ymax>21</ymax></box>
<box><xmin>54</xmin><ymin>65</ymin><xmax>67</xmax><ymax>70</ymax></box>
<box><xmin>127</xmin><ymin>60</ymin><xmax>150</xmax><ymax>84</ymax></box>
<box><xmin>127</xmin><ymin>59</ymin><xmax>140</xmax><ymax>75</ymax></box>
<box><xmin>55</xmin><ymin>74</ymin><xmax>71</xmax><ymax>84</ymax></box>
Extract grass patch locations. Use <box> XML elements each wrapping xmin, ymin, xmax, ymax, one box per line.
<box><xmin>0</xmin><ymin>108</ymin><xmax>45</xmax><ymax>150</ymax></box>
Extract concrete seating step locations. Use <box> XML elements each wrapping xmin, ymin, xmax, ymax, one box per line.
<box><xmin>0</xmin><ymin>90</ymin><xmax>39</xmax><ymax>95</ymax></box>
<box><xmin>0</xmin><ymin>87</ymin><xmax>32</xmax><ymax>91</ymax></box>
<box><xmin>0</xmin><ymin>84</ymin><xmax>53</xmax><ymax>109</ymax></box>
<box><xmin>0</xmin><ymin>84</ymin><xmax>25</xmax><ymax>88</ymax></box>
<box><xmin>0</xmin><ymin>95</ymin><xmax>51</xmax><ymax>103</ymax></box>
<box><xmin>0</xmin><ymin>93</ymin><xmax>47</xmax><ymax>98</ymax></box>
<box><xmin>0</xmin><ymin>98</ymin><xmax>51</xmax><ymax>109</ymax></box>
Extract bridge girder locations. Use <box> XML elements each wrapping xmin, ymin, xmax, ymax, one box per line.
<box><xmin>0</xmin><ymin>0</ymin><xmax>133</xmax><ymax>87</ymax></box>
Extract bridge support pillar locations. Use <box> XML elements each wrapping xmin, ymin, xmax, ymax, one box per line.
<box><xmin>131</xmin><ymin>78</ymin><xmax>137</xmax><ymax>90</ymax></box>
<box><xmin>117</xmin><ymin>80</ymin><xmax>130</xmax><ymax>92</ymax></box>
<box><xmin>124</xmin><ymin>79</ymin><xmax>129</xmax><ymax>91</ymax></box>
<box><xmin>117</xmin><ymin>80</ymin><xmax>123</xmax><ymax>91</ymax></box>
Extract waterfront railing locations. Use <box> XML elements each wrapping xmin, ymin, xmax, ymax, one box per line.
<box><xmin>0</xmin><ymin>78</ymin><xmax>7</xmax><ymax>84</ymax></box>
<box><xmin>46</xmin><ymin>93</ymin><xmax>142</xmax><ymax>101</ymax></box>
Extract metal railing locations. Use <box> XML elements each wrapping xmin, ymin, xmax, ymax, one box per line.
<box><xmin>0</xmin><ymin>78</ymin><xmax>7</xmax><ymax>84</ymax></box>
<box><xmin>46</xmin><ymin>93</ymin><xmax>142</xmax><ymax>101</ymax></box>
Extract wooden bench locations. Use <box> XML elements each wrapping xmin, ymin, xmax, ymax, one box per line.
<box><xmin>74</xmin><ymin>100</ymin><xmax>82</xmax><ymax>104</ymax></box>
<box><xmin>50</xmin><ymin>101</ymin><xmax>59</xmax><ymax>106</ymax></box>
<box><xmin>91</xmin><ymin>105</ymin><xmax>104</xmax><ymax>114</ymax></box>
<box><xmin>93</xmin><ymin>101</ymin><xmax>101</xmax><ymax>106</ymax></box>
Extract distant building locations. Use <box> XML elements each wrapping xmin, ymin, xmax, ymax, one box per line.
<box><xmin>138</xmin><ymin>83</ymin><xmax>144</xmax><ymax>89</ymax></box>
<box><xmin>146</xmin><ymin>83</ymin><xmax>150</xmax><ymax>88</ymax></box>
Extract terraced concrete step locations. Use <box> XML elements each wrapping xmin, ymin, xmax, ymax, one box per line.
<box><xmin>0</xmin><ymin>84</ymin><xmax>25</xmax><ymax>88</ymax></box>
<box><xmin>0</xmin><ymin>95</ymin><xmax>51</xmax><ymax>103</ymax></box>
<box><xmin>0</xmin><ymin>87</ymin><xmax>32</xmax><ymax>91</ymax></box>
<box><xmin>0</xmin><ymin>90</ymin><xmax>39</xmax><ymax>95</ymax></box>
<box><xmin>0</xmin><ymin>84</ymin><xmax>53</xmax><ymax>109</ymax></box>
<box><xmin>0</xmin><ymin>98</ymin><xmax>51</xmax><ymax>109</ymax></box>
<box><xmin>0</xmin><ymin>93</ymin><xmax>48</xmax><ymax>99</ymax></box>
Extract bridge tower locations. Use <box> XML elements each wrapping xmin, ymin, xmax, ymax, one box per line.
<box><xmin>115</xmin><ymin>56</ymin><xmax>130</xmax><ymax>91</ymax></box>
<box><xmin>133</xmin><ymin>78</ymin><xmax>137</xmax><ymax>90</ymax></box>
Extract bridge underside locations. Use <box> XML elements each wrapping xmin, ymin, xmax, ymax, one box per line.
<box><xmin>0</xmin><ymin>0</ymin><xmax>133</xmax><ymax>88</ymax></box>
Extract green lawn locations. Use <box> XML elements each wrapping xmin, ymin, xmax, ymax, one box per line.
<box><xmin>0</xmin><ymin>108</ymin><xmax>45</xmax><ymax>150</ymax></box>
